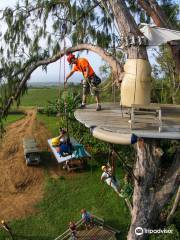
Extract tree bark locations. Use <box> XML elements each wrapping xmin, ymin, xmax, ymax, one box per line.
<box><xmin>128</xmin><ymin>144</ymin><xmax>180</xmax><ymax>240</ymax></box>
<box><xmin>127</xmin><ymin>140</ymin><xmax>161</xmax><ymax>240</ymax></box>
<box><xmin>108</xmin><ymin>0</ymin><xmax>148</xmax><ymax>60</ymax></box>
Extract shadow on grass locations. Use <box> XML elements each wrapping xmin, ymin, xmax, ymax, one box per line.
<box><xmin>40</xmin><ymin>151</ymin><xmax>58</xmax><ymax>168</ymax></box>
<box><xmin>14</xmin><ymin>235</ymin><xmax>53</xmax><ymax>240</ymax></box>
<box><xmin>41</xmin><ymin>150</ymin><xmax>100</xmax><ymax>175</ymax></box>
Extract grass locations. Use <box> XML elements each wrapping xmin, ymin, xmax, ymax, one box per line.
<box><xmin>37</xmin><ymin>114</ymin><xmax>61</xmax><ymax>136</ymax></box>
<box><xmin>0</xmin><ymin>168</ymin><xmax>130</xmax><ymax>240</ymax></box>
<box><xmin>0</xmin><ymin>105</ymin><xmax>130</xmax><ymax>240</ymax></box>
<box><xmin>2</xmin><ymin>86</ymin><xmax>179</xmax><ymax>240</ymax></box>
<box><xmin>3</xmin><ymin>113</ymin><xmax>25</xmax><ymax>127</ymax></box>
<box><xmin>20</xmin><ymin>87</ymin><xmax>59</xmax><ymax>107</ymax></box>
<box><xmin>0</xmin><ymin>78</ymin><xmax>179</xmax><ymax>240</ymax></box>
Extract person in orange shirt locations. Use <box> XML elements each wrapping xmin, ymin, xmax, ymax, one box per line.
<box><xmin>65</xmin><ymin>53</ymin><xmax>101</xmax><ymax>111</ymax></box>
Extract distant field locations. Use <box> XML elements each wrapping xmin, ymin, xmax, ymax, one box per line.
<box><xmin>20</xmin><ymin>87</ymin><xmax>60</xmax><ymax>107</ymax></box>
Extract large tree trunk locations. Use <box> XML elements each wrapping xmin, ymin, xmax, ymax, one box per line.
<box><xmin>108</xmin><ymin>0</ymin><xmax>150</xmax><ymax>106</ymax></box>
<box><xmin>128</xmin><ymin>142</ymin><xmax>180</xmax><ymax>240</ymax></box>
<box><xmin>108</xmin><ymin>0</ymin><xmax>148</xmax><ymax>60</ymax></box>
<box><xmin>127</xmin><ymin>140</ymin><xmax>161</xmax><ymax>240</ymax></box>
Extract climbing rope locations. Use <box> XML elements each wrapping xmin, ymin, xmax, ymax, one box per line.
<box><xmin>62</xmin><ymin>31</ymin><xmax>70</xmax><ymax>138</ymax></box>
<box><xmin>112</xmin><ymin>147</ymin><xmax>139</xmax><ymax>182</ymax></box>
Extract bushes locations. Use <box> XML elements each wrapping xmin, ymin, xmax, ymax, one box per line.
<box><xmin>41</xmin><ymin>92</ymin><xmax>81</xmax><ymax>116</ymax></box>
<box><xmin>149</xmin><ymin>225</ymin><xmax>179</xmax><ymax>240</ymax></box>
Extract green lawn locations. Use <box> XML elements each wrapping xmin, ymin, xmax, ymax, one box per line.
<box><xmin>20</xmin><ymin>87</ymin><xmax>59</xmax><ymax>107</ymax></box>
<box><xmin>1</xmin><ymin>169</ymin><xmax>130</xmax><ymax>240</ymax></box>
<box><xmin>0</xmin><ymin>109</ymin><xmax>130</xmax><ymax>240</ymax></box>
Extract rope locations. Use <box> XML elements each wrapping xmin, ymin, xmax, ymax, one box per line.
<box><xmin>57</xmin><ymin>49</ymin><xmax>62</xmax><ymax>117</ymax></box>
<box><xmin>63</xmin><ymin>37</ymin><xmax>69</xmax><ymax>137</ymax></box>
<box><xmin>112</xmin><ymin>28</ymin><xmax>116</xmax><ymax>103</ymax></box>
<box><xmin>113</xmin><ymin>149</ymin><xmax>139</xmax><ymax>182</ymax></box>
<box><xmin>111</xmin><ymin>0</ymin><xmax>124</xmax><ymax>117</ymax></box>
<box><xmin>85</xmin><ymin>76</ymin><xmax>113</xmax><ymax>93</ymax></box>
<box><xmin>99</xmin><ymin>0</ymin><xmax>125</xmax><ymax>120</ymax></box>
<box><xmin>133</xmin><ymin>58</ymin><xmax>138</xmax><ymax>105</ymax></box>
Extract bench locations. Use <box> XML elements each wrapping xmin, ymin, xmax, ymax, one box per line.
<box><xmin>130</xmin><ymin>104</ymin><xmax>162</xmax><ymax>132</ymax></box>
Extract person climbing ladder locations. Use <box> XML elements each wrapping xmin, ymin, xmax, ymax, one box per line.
<box><xmin>65</xmin><ymin>53</ymin><xmax>101</xmax><ymax>111</ymax></box>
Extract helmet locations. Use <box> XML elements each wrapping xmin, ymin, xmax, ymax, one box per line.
<box><xmin>67</xmin><ymin>53</ymin><xmax>75</xmax><ymax>64</ymax></box>
<box><xmin>51</xmin><ymin>137</ymin><xmax>60</xmax><ymax>146</ymax></box>
<box><xmin>101</xmin><ymin>165</ymin><xmax>106</xmax><ymax>171</ymax></box>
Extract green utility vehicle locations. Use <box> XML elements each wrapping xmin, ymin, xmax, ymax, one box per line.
<box><xmin>23</xmin><ymin>138</ymin><xmax>41</xmax><ymax>166</ymax></box>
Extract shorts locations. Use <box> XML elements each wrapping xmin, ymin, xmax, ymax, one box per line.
<box><xmin>83</xmin><ymin>79</ymin><xmax>99</xmax><ymax>97</ymax></box>
<box><xmin>105</xmin><ymin>178</ymin><xmax>120</xmax><ymax>194</ymax></box>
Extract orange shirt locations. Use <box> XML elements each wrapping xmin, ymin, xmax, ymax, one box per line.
<box><xmin>72</xmin><ymin>58</ymin><xmax>94</xmax><ymax>78</ymax></box>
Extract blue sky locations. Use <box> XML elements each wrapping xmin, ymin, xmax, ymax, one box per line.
<box><xmin>0</xmin><ymin>0</ymin><xmax>103</xmax><ymax>83</ymax></box>
<box><xmin>0</xmin><ymin>0</ymin><xmax>179</xmax><ymax>83</ymax></box>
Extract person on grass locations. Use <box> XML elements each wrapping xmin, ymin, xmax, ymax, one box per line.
<box><xmin>65</xmin><ymin>53</ymin><xmax>101</xmax><ymax>111</ymax></box>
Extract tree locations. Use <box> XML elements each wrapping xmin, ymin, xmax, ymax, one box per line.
<box><xmin>0</xmin><ymin>1</ymin><xmax>179</xmax><ymax>240</ymax></box>
<box><xmin>152</xmin><ymin>46</ymin><xmax>180</xmax><ymax>104</ymax></box>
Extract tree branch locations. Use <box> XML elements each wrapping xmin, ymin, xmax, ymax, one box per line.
<box><xmin>136</xmin><ymin>0</ymin><xmax>152</xmax><ymax>17</ymax></box>
<box><xmin>166</xmin><ymin>186</ymin><xmax>180</xmax><ymax>224</ymax></box>
<box><xmin>1</xmin><ymin>43</ymin><xmax>124</xmax><ymax>118</ymax></box>
<box><xmin>155</xmin><ymin>150</ymin><xmax>180</xmax><ymax>209</ymax></box>
<box><xmin>148</xmin><ymin>0</ymin><xmax>172</xmax><ymax>27</ymax></box>
<box><xmin>137</xmin><ymin>0</ymin><xmax>172</xmax><ymax>28</ymax></box>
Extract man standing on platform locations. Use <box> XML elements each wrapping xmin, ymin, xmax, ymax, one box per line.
<box><xmin>65</xmin><ymin>53</ymin><xmax>101</xmax><ymax>111</ymax></box>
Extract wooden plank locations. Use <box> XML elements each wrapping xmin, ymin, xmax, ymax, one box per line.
<box><xmin>76</xmin><ymin>226</ymin><xmax>116</xmax><ymax>240</ymax></box>
<box><xmin>131</xmin><ymin>104</ymin><xmax>161</xmax><ymax>110</ymax></box>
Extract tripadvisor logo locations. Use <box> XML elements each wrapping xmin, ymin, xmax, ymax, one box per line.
<box><xmin>135</xmin><ymin>226</ymin><xmax>173</xmax><ymax>236</ymax></box>
<box><xmin>135</xmin><ymin>227</ymin><xmax>143</xmax><ymax>236</ymax></box>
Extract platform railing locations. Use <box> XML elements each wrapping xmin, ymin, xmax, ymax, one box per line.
<box><xmin>54</xmin><ymin>216</ymin><xmax>104</xmax><ymax>240</ymax></box>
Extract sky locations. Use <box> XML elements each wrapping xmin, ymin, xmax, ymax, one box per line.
<box><xmin>0</xmin><ymin>0</ymin><xmax>103</xmax><ymax>83</ymax></box>
<box><xmin>0</xmin><ymin>0</ymin><xmax>179</xmax><ymax>83</ymax></box>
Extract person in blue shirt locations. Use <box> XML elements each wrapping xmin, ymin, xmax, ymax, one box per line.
<box><xmin>55</xmin><ymin>128</ymin><xmax>72</xmax><ymax>156</ymax></box>
<box><xmin>81</xmin><ymin>209</ymin><xmax>94</xmax><ymax>229</ymax></box>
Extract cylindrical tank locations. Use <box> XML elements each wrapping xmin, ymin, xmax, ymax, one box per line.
<box><xmin>121</xmin><ymin>59</ymin><xmax>151</xmax><ymax>107</ymax></box>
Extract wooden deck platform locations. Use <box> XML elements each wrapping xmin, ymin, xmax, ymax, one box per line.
<box><xmin>74</xmin><ymin>103</ymin><xmax>180</xmax><ymax>144</ymax></box>
<box><xmin>54</xmin><ymin>217</ymin><xmax>119</xmax><ymax>240</ymax></box>
<box><xmin>68</xmin><ymin>226</ymin><xmax>116</xmax><ymax>240</ymax></box>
